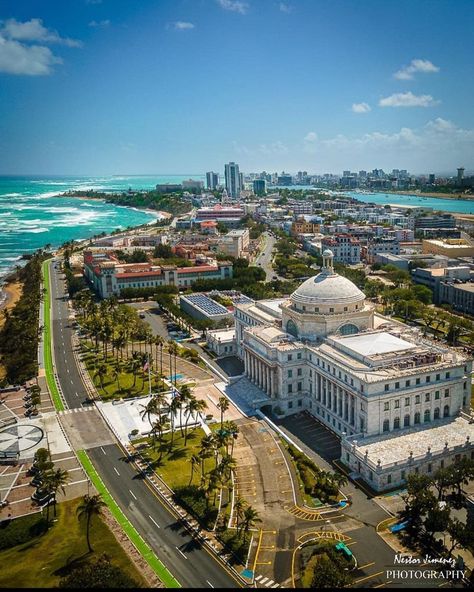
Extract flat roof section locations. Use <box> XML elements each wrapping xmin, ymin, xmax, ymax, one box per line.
<box><xmin>333</xmin><ymin>331</ymin><xmax>417</xmax><ymax>358</ymax></box>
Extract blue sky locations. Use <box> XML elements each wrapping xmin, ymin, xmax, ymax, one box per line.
<box><xmin>0</xmin><ymin>0</ymin><xmax>473</xmax><ymax>175</ymax></box>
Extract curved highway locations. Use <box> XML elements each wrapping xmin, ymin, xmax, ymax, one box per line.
<box><xmin>47</xmin><ymin>259</ymin><xmax>241</xmax><ymax>588</ymax></box>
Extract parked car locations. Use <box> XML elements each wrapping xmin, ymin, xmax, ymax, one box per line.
<box><xmin>26</xmin><ymin>465</ymin><xmax>40</xmax><ymax>477</ymax></box>
<box><xmin>139</xmin><ymin>313</ymin><xmax>146</xmax><ymax>319</ymax></box>
<box><xmin>30</xmin><ymin>475</ymin><xmax>43</xmax><ymax>488</ymax></box>
<box><xmin>31</xmin><ymin>490</ymin><xmax>55</xmax><ymax>506</ymax></box>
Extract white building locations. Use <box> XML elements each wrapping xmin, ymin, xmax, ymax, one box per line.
<box><xmin>233</xmin><ymin>250</ymin><xmax>473</xmax><ymax>492</ymax></box>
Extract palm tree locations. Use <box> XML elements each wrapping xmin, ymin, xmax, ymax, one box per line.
<box><xmin>167</xmin><ymin>341</ymin><xmax>179</xmax><ymax>386</ymax></box>
<box><xmin>151</xmin><ymin>414</ymin><xmax>170</xmax><ymax>459</ymax></box>
<box><xmin>94</xmin><ymin>363</ymin><xmax>108</xmax><ymax>392</ymax></box>
<box><xmin>189</xmin><ymin>453</ymin><xmax>200</xmax><ymax>486</ymax></box>
<box><xmin>139</xmin><ymin>397</ymin><xmax>160</xmax><ymax>431</ymax></box>
<box><xmin>223</xmin><ymin>421</ymin><xmax>240</xmax><ymax>457</ymax></box>
<box><xmin>241</xmin><ymin>506</ymin><xmax>261</xmax><ymax>538</ymax></box>
<box><xmin>168</xmin><ymin>395</ymin><xmax>181</xmax><ymax>450</ymax></box>
<box><xmin>233</xmin><ymin>496</ymin><xmax>247</xmax><ymax>531</ymax></box>
<box><xmin>76</xmin><ymin>494</ymin><xmax>107</xmax><ymax>553</ymax></box>
<box><xmin>177</xmin><ymin>384</ymin><xmax>193</xmax><ymax>437</ymax></box>
<box><xmin>218</xmin><ymin>455</ymin><xmax>237</xmax><ymax>483</ymax></box>
<box><xmin>155</xmin><ymin>336</ymin><xmax>164</xmax><ymax>376</ymax></box>
<box><xmin>199</xmin><ymin>434</ymin><xmax>216</xmax><ymax>486</ymax></box>
<box><xmin>128</xmin><ymin>352</ymin><xmax>142</xmax><ymax>389</ymax></box>
<box><xmin>217</xmin><ymin>396</ymin><xmax>230</xmax><ymax>430</ymax></box>
<box><xmin>44</xmin><ymin>468</ymin><xmax>70</xmax><ymax>520</ymax></box>
<box><xmin>184</xmin><ymin>397</ymin><xmax>208</xmax><ymax>444</ymax></box>
<box><xmin>110</xmin><ymin>365</ymin><xmax>121</xmax><ymax>393</ymax></box>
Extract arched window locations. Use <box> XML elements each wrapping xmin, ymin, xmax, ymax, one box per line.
<box><xmin>404</xmin><ymin>415</ymin><xmax>410</xmax><ymax>427</ymax></box>
<box><xmin>394</xmin><ymin>417</ymin><xmax>400</xmax><ymax>429</ymax></box>
<box><xmin>286</xmin><ymin>319</ymin><xmax>298</xmax><ymax>338</ymax></box>
<box><xmin>383</xmin><ymin>419</ymin><xmax>390</xmax><ymax>432</ymax></box>
<box><xmin>443</xmin><ymin>405</ymin><xmax>450</xmax><ymax>418</ymax></box>
<box><xmin>434</xmin><ymin>407</ymin><xmax>440</xmax><ymax>420</ymax></box>
<box><xmin>339</xmin><ymin>323</ymin><xmax>359</xmax><ymax>336</ymax></box>
<box><xmin>424</xmin><ymin>409</ymin><xmax>431</xmax><ymax>422</ymax></box>
<box><xmin>414</xmin><ymin>412</ymin><xmax>421</xmax><ymax>424</ymax></box>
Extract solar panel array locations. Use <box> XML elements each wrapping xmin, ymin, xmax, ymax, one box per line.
<box><xmin>185</xmin><ymin>294</ymin><xmax>229</xmax><ymax>316</ymax></box>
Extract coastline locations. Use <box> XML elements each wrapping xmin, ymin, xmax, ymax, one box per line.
<box><xmin>367</xmin><ymin>189</ymin><xmax>474</xmax><ymax>201</ymax></box>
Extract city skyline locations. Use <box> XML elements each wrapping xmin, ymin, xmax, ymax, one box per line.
<box><xmin>0</xmin><ymin>0</ymin><xmax>473</xmax><ymax>174</ymax></box>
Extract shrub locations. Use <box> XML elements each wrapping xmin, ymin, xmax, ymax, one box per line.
<box><xmin>218</xmin><ymin>529</ymin><xmax>250</xmax><ymax>565</ymax></box>
<box><xmin>0</xmin><ymin>512</ymin><xmax>48</xmax><ymax>550</ymax></box>
<box><xmin>173</xmin><ymin>485</ymin><xmax>218</xmax><ymax>530</ymax></box>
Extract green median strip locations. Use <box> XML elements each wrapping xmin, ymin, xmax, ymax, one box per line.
<box><xmin>76</xmin><ymin>449</ymin><xmax>181</xmax><ymax>589</ymax></box>
<box><xmin>41</xmin><ymin>260</ymin><xmax>64</xmax><ymax>412</ymax></box>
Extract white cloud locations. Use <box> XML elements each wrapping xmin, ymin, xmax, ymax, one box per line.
<box><xmin>1</xmin><ymin>18</ymin><xmax>82</xmax><ymax>47</ymax></box>
<box><xmin>304</xmin><ymin>132</ymin><xmax>318</xmax><ymax>142</ymax></box>
<box><xmin>89</xmin><ymin>20</ymin><xmax>111</xmax><ymax>28</ymax></box>
<box><xmin>279</xmin><ymin>2</ymin><xmax>293</xmax><ymax>13</ymax></box>
<box><xmin>379</xmin><ymin>92</ymin><xmax>439</xmax><ymax>108</ymax></box>
<box><xmin>0</xmin><ymin>34</ymin><xmax>62</xmax><ymax>75</ymax></box>
<box><xmin>352</xmin><ymin>102</ymin><xmax>371</xmax><ymax>113</ymax></box>
<box><xmin>216</xmin><ymin>0</ymin><xmax>249</xmax><ymax>15</ymax></box>
<box><xmin>172</xmin><ymin>21</ymin><xmax>195</xmax><ymax>30</ymax></box>
<box><xmin>259</xmin><ymin>141</ymin><xmax>288</xmax><ymax>154</ymax></box>
<box><xmin>394</xmin><ymin>58</ymin><xmax>439</xmax><ymax>80</ymax></box>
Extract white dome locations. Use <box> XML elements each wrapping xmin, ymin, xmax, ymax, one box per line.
<box><xmin>291</xmin><ymin>270</ymin><xmax>365</xmax><ymax>306</ymax></box>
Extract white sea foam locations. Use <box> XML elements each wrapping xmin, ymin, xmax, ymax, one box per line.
<box><xmin>20</xmin><ymin>227</ymin><xmax>50</xmax><ymax>233</ymax></box>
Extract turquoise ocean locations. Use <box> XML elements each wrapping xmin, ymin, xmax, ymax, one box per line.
<box><xmin>0</xmin><ymin>174</ymin><xmax>205</xmax><ymax>284</ymax></box>
<box><xmin>1</xmin><ymin>174</ymin><xmax>474</xmax><ymax>289</ymax></box>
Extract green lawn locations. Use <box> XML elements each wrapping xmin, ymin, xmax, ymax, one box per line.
<box><xmin>140</xmin><ymin>428</ymin><xmax>215</xmax><ymax>490</ymax></box>
<box><xmin>81</xmin><ymin>347</ymin><xmax>167</xmax><ymax>400</ymax></box>
<box><xmin>41</xmin><ymin>259</ymin><xmax>64</xmax><ymax>412</ymax></box>
<box><xmin>0</xmin><ymin>499</ymin><xmax>146</xmax><ymax>589</ymax></box>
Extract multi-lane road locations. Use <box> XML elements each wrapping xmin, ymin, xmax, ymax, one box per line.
<box><xmin>47</xmin><ymin>259</ymin><xmax>241</xmax><ymax>588</ymax></box>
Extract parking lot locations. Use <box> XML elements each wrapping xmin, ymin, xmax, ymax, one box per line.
<box><xmin>276</xmin><ymin>411</ymin><xmax>341</xmax><ymax>466</ymax></box>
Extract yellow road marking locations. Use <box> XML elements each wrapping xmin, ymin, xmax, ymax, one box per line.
<box><xmin>359</xmin><ymin>562</ymin><xmax>375</xmax><ymax>570</ymax></box>
<box><xmin>355</xmin><ymin>571</ymin><xmax>384</xmax><ymax>584</ymax></box>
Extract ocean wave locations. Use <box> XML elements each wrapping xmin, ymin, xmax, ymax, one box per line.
<box><xmin>18</xmin><ymin>227</ymin><xmax>50</xmax><ymax>233</ymax></box>
<box><xmin>0</xmin><ymin>192</ymin><xmax>23</xmax><ymax>198</ymax></box>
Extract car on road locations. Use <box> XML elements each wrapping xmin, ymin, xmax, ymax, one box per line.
<box><xmin>83</xmin><ymin>397</ymin><xmax>95</xmax><ymax>406</ymax></box>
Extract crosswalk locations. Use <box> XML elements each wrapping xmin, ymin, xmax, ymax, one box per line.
<box><xmin>254</xmin><ymin>575</ymin><xmax>281</xmax><ymax>588</ymax></box>
<box><xmin>58</xmin><ymin>407</ymin><xmax>95</xmax><ymax>415</ymax></box>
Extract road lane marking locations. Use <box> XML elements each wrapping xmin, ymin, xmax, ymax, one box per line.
<box><xmin>100</xmin><ymin>447</ymin><xmax>107</xmax><ymax>455</ymax></box>
<box><xmin>359</xmin><ymin>562</ymin><xmax>375</xmax><ymax>570</ymax></box>
<box><xmin>175</xmin><ymin>547</ymin><xmax>187</xmax><ymax>559</ymax></box>
<box><xmin>114</xmin><ymin>467</ymin><xmax>120</xmax><ymax>476</ymax></box>
<box><xmin>149</xmin><ymin>515</ymin><xmax>160</xmax><ymax>529</ymax></box>
<box><xmin>206</xmin><ymin>581</ymin><xmax>214</xmax><ymax>588</ymax></box>
<box><xmin>355</xmin><ymin>571</ymin><xmax>384</xmax><ymax>584</ymax></box>
<box><xmin>129</xmin><ymin>489</ymin><xmax>137</xmax><ymax>500</ymax></box>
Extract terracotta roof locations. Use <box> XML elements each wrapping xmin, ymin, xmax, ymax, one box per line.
<box><xmin>116</xmin><ymin>270</ymin><xmax>163</xmax><ymax>279</ymax></box>
<box><xmin>177</xmin><ymin>265</ymin><xmax>218</xmax><ymax>274</ymax></box>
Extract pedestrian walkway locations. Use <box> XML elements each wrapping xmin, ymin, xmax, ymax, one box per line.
<box><xmin>58</xmin><ymin>407</ymin><xmax>96</xmax><ymax>415</ymax></box>
<box><xmin>254</xmin><ymin>574</ymin><xmax>281</xmax><ymax>588</ymax></box>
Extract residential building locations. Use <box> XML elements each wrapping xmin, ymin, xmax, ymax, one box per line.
<box><xmin>206</xmin><ymin>172</ymin><xmax>219</xmax><ymax>190</ymax></box>
<box><xmin>321</xmin><ymin>234</ymin><xmax>361</xmax><ymax>264</ymax></box>
<box><xmin>422</xmin><ymin>238</ymin><xmax>474</xmax><ymax>258</ymax></box>
<box><xmin>182</xmin><ymin>179</ymin><xmax>204</xmax><ymax>191</ymax></box>
<box><xmin>291</xmin><ymin>218</ymin><xmax>321</xmax><ymax>236</ymax></box>
<box><xmin>439</xmin><ymin>282</ymin><xmax>474</xmax><ymax>315</ymax></box>
<box><xmin>225</xmin><ymin>162</ymin><xmax>242</xmax><ymax>199</ymax></box>
<box><xmin>253</xmin><ymin>179</ymin><xmax>266</xmax><ymax>196</ymax></box>
<box><xmin>366</xmin><ymin>237</ymin><xmax>400</xmax><ymax>264</ymax></box>
<box><xmin>194</xmin><ymin>204</ymin><xmax>245</xmax><ymax>225</ymax></box>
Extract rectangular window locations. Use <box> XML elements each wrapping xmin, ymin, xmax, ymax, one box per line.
<box><xmin>395</xmin><ymin>382</ymin><xmax>400</xmax><ymax>389</ymax></box>
<box><xmin>288</xmin><ymin>370</ymin><xmax>293</xmax><ymax>378</ymax></box>
<box><xmin>405</xmin><ymin>397</ymin><xmax>410</xmax><ymax>406</ymax></box>
<box><xmin>395</xmin><ymin>400</ymin><xmax>400</xmax><ymax>409</ymax></box>
<box><xmin>426</xmin><ymin>376</ymin><xmax>431</xmax><ymax>383</ymax></box>
<box><xmin>297</xmin><ymin>368</ymin><xmax>302</xmax><ymax>376</ymax></box>
<box><xmin>288</xmin><ymin>384</ymin><xmax>293</xmax><ymax>394</ymax></box>
<box><xmin>415</xmin><ymin>395</ymin><xmax>420</xmax><ymax>404</ymax></box>
<box><xmin>288</xmin><ymin>401</ymin><xmax>293</xmax><ymax>409</ymax></box>
<box><xmin>384</xmin><ymin>384</ymin><xmax>389</xmax><ymax>391</ymax></box>
<box><xmin>425</xmin><ymin>393</ymin><xmax>430</xmax><ymax>402</ymax></box>
<box><xmin>297</xmin><ymin>352</ymin><xmax>302</xmax><ymax>360</ymax></box>
<box><xmin>435</xmin><ymin>391</ymin><xmax>440</xmax><ymax>400</ymax></box>
<box><xmin>297</xmin><ymin>382</ymin><xmax>302</xmax><ymax>392</ymax></box>
<box><xmin>405</xmin><ymin>380</ymin><xmax>411</xmax><ymax>387</ymax></box>
<box><xmin>436</xmin><ymin>374</ymin><xmax>440</xmax><ymax>381</ymax></box>
<box><xmin>384</xmin><ymin>402</ymin><xmax>390</xmax><ymax>411</ymax></box>
<box><xmin>288</xmin><ymin>354</ymin><xmax>293</xmax><ymax>361</ymax></box>
<box><xmin>446</xmin><ymin>372</ymin><xmax>450</xmax><ymax>379</ymax></box>
<box><xmin>416</xmin><ymin>378</ymin><xmax>420</xmax><ymax>385</ymax></box>
<box><xmin>445</xmin><ymin>389</ymin><xmax>449</xmax><ymax>397</ymax></box>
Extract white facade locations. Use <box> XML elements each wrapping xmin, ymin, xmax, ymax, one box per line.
<box><xmin>234</xmin><ymin>250</ymin><xmax>474</xmax><ymax>491</ymax></box>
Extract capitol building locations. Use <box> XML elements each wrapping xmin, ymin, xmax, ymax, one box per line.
<box><xmin>232</xmin><ymin>250</ymin><xmax>474</xmax><ymax>492</ymax></box>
